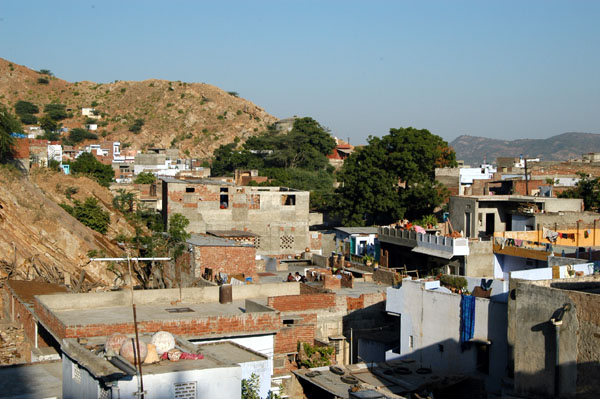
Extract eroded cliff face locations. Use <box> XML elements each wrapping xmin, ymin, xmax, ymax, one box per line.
<box><xmin>0</xmin><ymin>167</ymin><xmax>132</xmax><ymax>289</ymax></box>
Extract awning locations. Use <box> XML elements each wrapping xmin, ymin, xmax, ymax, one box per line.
<box><xmin>411</xmin><ymin>246</ymin><xmax>455</xmax><ymax>259</ymax></box>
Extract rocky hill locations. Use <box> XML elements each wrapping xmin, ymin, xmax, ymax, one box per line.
<box><xmin>450</xmin><ymin>132</ymin><xmax>600</xmax><ymax>165</ymax></box>
<box><xmin>0</xmin><ymin>166</ymin><xmax>134</xmax><ymax>290</ymax></box>
<box><xmin>0</xmin><ymin>58</ymin><xmax>277</xmax><ymax>158</ymax></box>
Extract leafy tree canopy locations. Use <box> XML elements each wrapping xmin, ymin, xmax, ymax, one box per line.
<box><xmin>134</xmin><ymin>171</ymin><xmax>157</xmax><ymax>184</ymax></box>
<box><xmin>69</xmin><ymin>197</ymin><xmax>110</xmax><ymax>234</ymax></box>
<box><xmin>40</xmin><ymin>114</ymin><xmax>59</xmax><ymax>135</ymax></box>
<box><xmin>335</xmin><ymin>127</ymin><xmax>456</xmax><ymax>226</ymax></box>
<box><xmin>68</xmin><ymin>127</ymin><xmax>98</xmax><ymax>144</ymax></box>
<box><xmin>0</xmin><ymin>104</ymin><xmax>22</xmax><ymax>162</ymax></box>
<box><xmin>558</xmin><ymin>172</ymin><xmax>600</xmax><ymax>211</ymax></box>
<box><xmin>70</xmin><ymin>152</ymin><xmax>114</xmax><ymax>187</ymax></box>
<box><xmin>44</xmin><ymin>103</ymin><xmax>67</xmax><ymax>121</ymax></box>
<box><xmin>19</xmin><ymin>114</ymin><xmax>38</xmax><ymax>125</ymax></box>
<box><xmin>168</xmin><ymin>213</ymin><xmax>191</xmax><ymax>259</ymax></box>
<box><xmin>213</xmin><ymin>117</ymin><xmax>336</xmax><ymax>176</ymax></box>
<box><xmin>113</xmin><ymin>188</ymin><xmax>136</xmax><ymax>213</ymax></box>
<box><xmin>15</xmin><ymin>100</ymin><xmax>39</xmax><ymax>116</ymax></box>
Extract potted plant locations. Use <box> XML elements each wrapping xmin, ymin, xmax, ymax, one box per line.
<box><xmin>363</xmin><ymin>255</ymin><xmax>374</xmax><ymax>267</ymax></box>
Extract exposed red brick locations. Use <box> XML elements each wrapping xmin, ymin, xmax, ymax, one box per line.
<box><xmin>267</xmin><ymin>293</ymin><xmax>335</xmax><ymax>312</ymax></box>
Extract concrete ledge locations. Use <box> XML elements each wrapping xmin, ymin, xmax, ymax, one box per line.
<box><xmin>35</xmin><ymin>283</ymin><xmax>302</xmax><ymax>311</ymax></box>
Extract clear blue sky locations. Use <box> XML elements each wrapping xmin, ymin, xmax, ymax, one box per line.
<box><xmin>1</xmin><ymin>1</ymin><xmax>599</xmax><ymax>144</ymax></box>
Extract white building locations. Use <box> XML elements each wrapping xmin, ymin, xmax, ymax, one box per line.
<box><xmin>386</xmin><ymin>278</ymin><xmax>508</xmax><ymax>394</ymax></box>
<box><xmin>62</xmin><ymin>339</ymin><xmax>271</xmax><ymax>399</ymax></box>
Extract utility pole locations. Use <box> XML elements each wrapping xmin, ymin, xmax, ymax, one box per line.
<box><xmin>525</xmin><ymin>158</ymin><xmax>529</xmax><ymax>196</ymax></box>
<box><xmin>89</xmin><ymin>256</ymin><xmax>171</xmax><ymax>399</ymax></box>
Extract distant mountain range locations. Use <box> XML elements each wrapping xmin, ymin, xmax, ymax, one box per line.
<box><xmin>449</xmin><ymin>132</ymin><xmax>600</xmax><ymax>165</ymax></box>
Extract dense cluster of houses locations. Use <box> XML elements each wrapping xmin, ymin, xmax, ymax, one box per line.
<box><xmin>2</xmin><ymin>139</ymin><xmax>600</xmax><ymax>398</ymax></box>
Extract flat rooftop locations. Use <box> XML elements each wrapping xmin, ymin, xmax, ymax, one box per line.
<box><xmin>335</xmin><ymin>227</ymin><xmax>379</xmax><ymax>235</ymax></box>
<box><xmin>187</xmin><ymin>234</ymin><xmax>251</xmax><ymax>247</ymax></box>
<box><xmin>4</xmin><ymin>280</ymin><xmax>68</xmax><ymax>306</ymax></box>
<box><xmin>208</xmin><ymin>230</ymin><xmax>259</xmax><ymax>238</ymax></box>
<box><xmin>63</xmin><ymin>338</ymin><xmax>267</xmax><ymax>380</ymax></box>
<box><xmin>455</xmin><ymin>195</ymin><xmax>573</xmax><ymax>202</ymax></box>
<box><xmin>50</xmin><ymin>300</ymin><xmax>248</xmax><ymax>328</ymax></box>
<box><xmin>294</xmin><ymin>359</ymin><xmax>469</xmax><ymax>398</ymax></box>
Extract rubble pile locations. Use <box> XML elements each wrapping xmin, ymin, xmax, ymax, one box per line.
<box><xmin>0</xmin><ymin>324</ymin><xmax>28</xmax><ymax>365</ymax></box>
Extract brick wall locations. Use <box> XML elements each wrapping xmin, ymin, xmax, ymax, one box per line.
<box><xmin>12</xmin><ymin>139</ymin><xmax>30</xmax><ymax>159</ymax></box>
<box><xmin>309</xmin><ymin>232</ymin><xmax>322</xmax><ymax>251</ymax></box>
<box><xmin>4</xmin><ymin>286</ymin><xmax>54</xmax><ymax>348</ymax></box>
<box><xmin>323</xmin><ymin>274</ymin><xmax>341</xmax><ymax>290</ymax></box>
<box><xmin>33</xmin><ymin>299</ymin><xmax>67</xmax><ymax>343</ymax></box>
<box><xmin>373</xmin><ymin>267</ymin><xmax>397</xmax><ymax>285</ymax></box>
<box><xmin>267</xmin><ymin>292</ymin><xmax>335</xmax><ymax>312</ymax></box>
<box><xmin>346</xmin><ymin>296</ymin><xmax>364</xmax><ymax>312</ymax></box>
<box><xmin>34</xmin><ymin>298</ymin><xmax>281</xmax><ymax>341</ymax></box>
<box><xmin>299</xmin><ymin>283</ymin><xmax>328</xmax><ymax>295</ymax></box>
<box><xmin>274</xmin><ymin>324</ymin><xmax>315</xmax><ymax>354</ymax></box>
<box><xmin>195</xmin><ymin>245</ymin><xmax>257</xmax><ymax>280</ymax></box>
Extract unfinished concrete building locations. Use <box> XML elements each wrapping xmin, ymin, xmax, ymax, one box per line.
<box><xmin>449</xmin><ymin>195</ymin><xmax>584</xmax><ymax>239</ymax></box>
<box><xmin>161</xmin><ymin>178</ymin><xmax>320</xmax><ymax>256</ymax></box>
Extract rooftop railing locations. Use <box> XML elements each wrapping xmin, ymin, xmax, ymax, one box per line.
<box><xmin>378</xmin><ymin>226</ymin><xmax>469</xmax><ymax>256</ymax></box>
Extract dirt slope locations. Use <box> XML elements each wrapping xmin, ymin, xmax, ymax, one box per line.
<box><xmin>0</xmin><ymin>57</ymin><xmax>277</xmax><ymax>158</ymax></box>
<box><xmin>0</xmin><ymin>167</ymin><xmax>133</xmax><ymax>289</ymax></box>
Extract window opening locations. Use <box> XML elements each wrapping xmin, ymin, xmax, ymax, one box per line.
<box><xmin>185</xmin><ymin>187</ymin><xmax>195</xmax><ymax>193</ymax></box>
<box><xmin>282</xmin><ymin>194</ymin><xmax>296</xmax><ymax>206</ymax></box>
<box><xmin>220</xmin><ymin>188</ymin><xmax>229</xmax><ymax>208</ymax></box>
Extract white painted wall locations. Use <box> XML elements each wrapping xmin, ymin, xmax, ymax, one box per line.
<box><xmin>510</xmin><ymin>263</ymin><xmax>594</xmax><ymax>280</ymax></box>
<box><xmin>116</xmin><ymin>366</ymin><xmax>242</xmax><ymax>399</ymax></box>
<box><xmin>64</xmin><ymin>353</ymin><xmax>251</xmax><ymax>399</ymax></box>
<box><xmin>494</xmin><ymin>254</ymin><xmax>548</xmax><ymax>280</ymax></box>
<box><xmin>386</xmin><ymin>280</ymin><xmax>507</xmax><ymax>394</ymax></box>
<box><xmin>192</xmin><ymin>334</ymin><xmax>274</xmax><ymax>398</ymax></box>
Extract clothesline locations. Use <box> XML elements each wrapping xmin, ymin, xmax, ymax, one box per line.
<box><xmin>494</xmin><ymin>236</ymin><xmax>554</xmax><ymax>252</ymax></box>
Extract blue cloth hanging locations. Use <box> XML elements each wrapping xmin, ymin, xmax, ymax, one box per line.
<box><xmin>460</xmin><ymin>295</ymin><xmax>475</xmax><ymax>344</ymax></box>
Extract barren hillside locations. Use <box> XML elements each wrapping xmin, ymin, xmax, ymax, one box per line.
<box><xmin>451</xmin><ymin>132</ymin><xmax>600</xmax><ymax>165</ymax></box>
<box><xmin>0</xmin><ymin>58</ymin><xmax>277</xmax><ymax>158</ymax></box>
<box><xmin>0</xmin><ymin>167</ymin><xmax>134</xmax><ymax>289</ymax></box>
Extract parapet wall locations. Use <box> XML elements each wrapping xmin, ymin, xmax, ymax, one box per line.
<box><xmin>35</xmin><ymin>283</ymin><xmax>301</xmax><ymax>311</ymax></box>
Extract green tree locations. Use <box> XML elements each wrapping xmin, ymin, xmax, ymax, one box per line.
<box><xmin>558</xmin><ymin>172</ymin><xmax>600</xmax><ymax>211</ymax></box>
<box><xmin>0</xmin><ymin>104</ymin><xmax>22</xmax><ymax>162</ymax></box>
<box><xmin>245</xmin><ymin>117</ymin><xmax>335</xmax><ymax>170</ymax></box>
<box><xmin>168</xmin><ymin>213</ymin><xmax>191</xmax><ymax>259</ymax></box>
<box><xmin>19</xmin><ymin>114</ymin><xmax>38</xmax><ymax>125</ymax></box>
<box><xmin>241</xmin><ymin>373</ymin><xmax>260</xmax><ymax>399</ymax></box>
<box><xmin>335</xmin><ymin>127</ymin><xmax>456</xmax><ymax>226</ymax></box>
<box><xmin>71</xmin><ymin>152</ymin><xmax>114</xmax><ymax>187</ymax></box>
<box><xmin>68</xmin><ymin>127</ymin><xmax>98</xmax><ymax>144</ymax></box>
<box><xmin>44</xmin><ymin>103</ymin><xmax>67</xmax><ymax>121</ymax></box>
<box><xmin>40</xmin><ymin>115</ymin><xmax>58</xmax><ymax>135</ymax></box>
<box><xmin>15</xmin><ymin>100</ymin><xmax>39</xmax><ymax>116</ymax></box>
<box><xmin>134</xmin><ymin>171</ymin><xmax>157</xmax><ymax>184</ymax></box>
<box><xmin>211</xmin><ymin>143</ymin><xmax>263</xmax><ymax>176</ymax></box>
<box><xmin>210</xmin><ymin>116</ymin><xmax>337</xmax><ymax>212</ymax></box>
<box><xmin>129</xmin><ymin>118</ymin><xmax>145</xmax><ymax>133</ymax></box>
<box><xmin>72</xmin><ymin>197</ymin><xmax>110</xmax><ymax>234</ymax></box>
<box><xmin>113</xmin><ymin>189</ymin><xmax>136</xmax><ymax>213</ymax></box>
